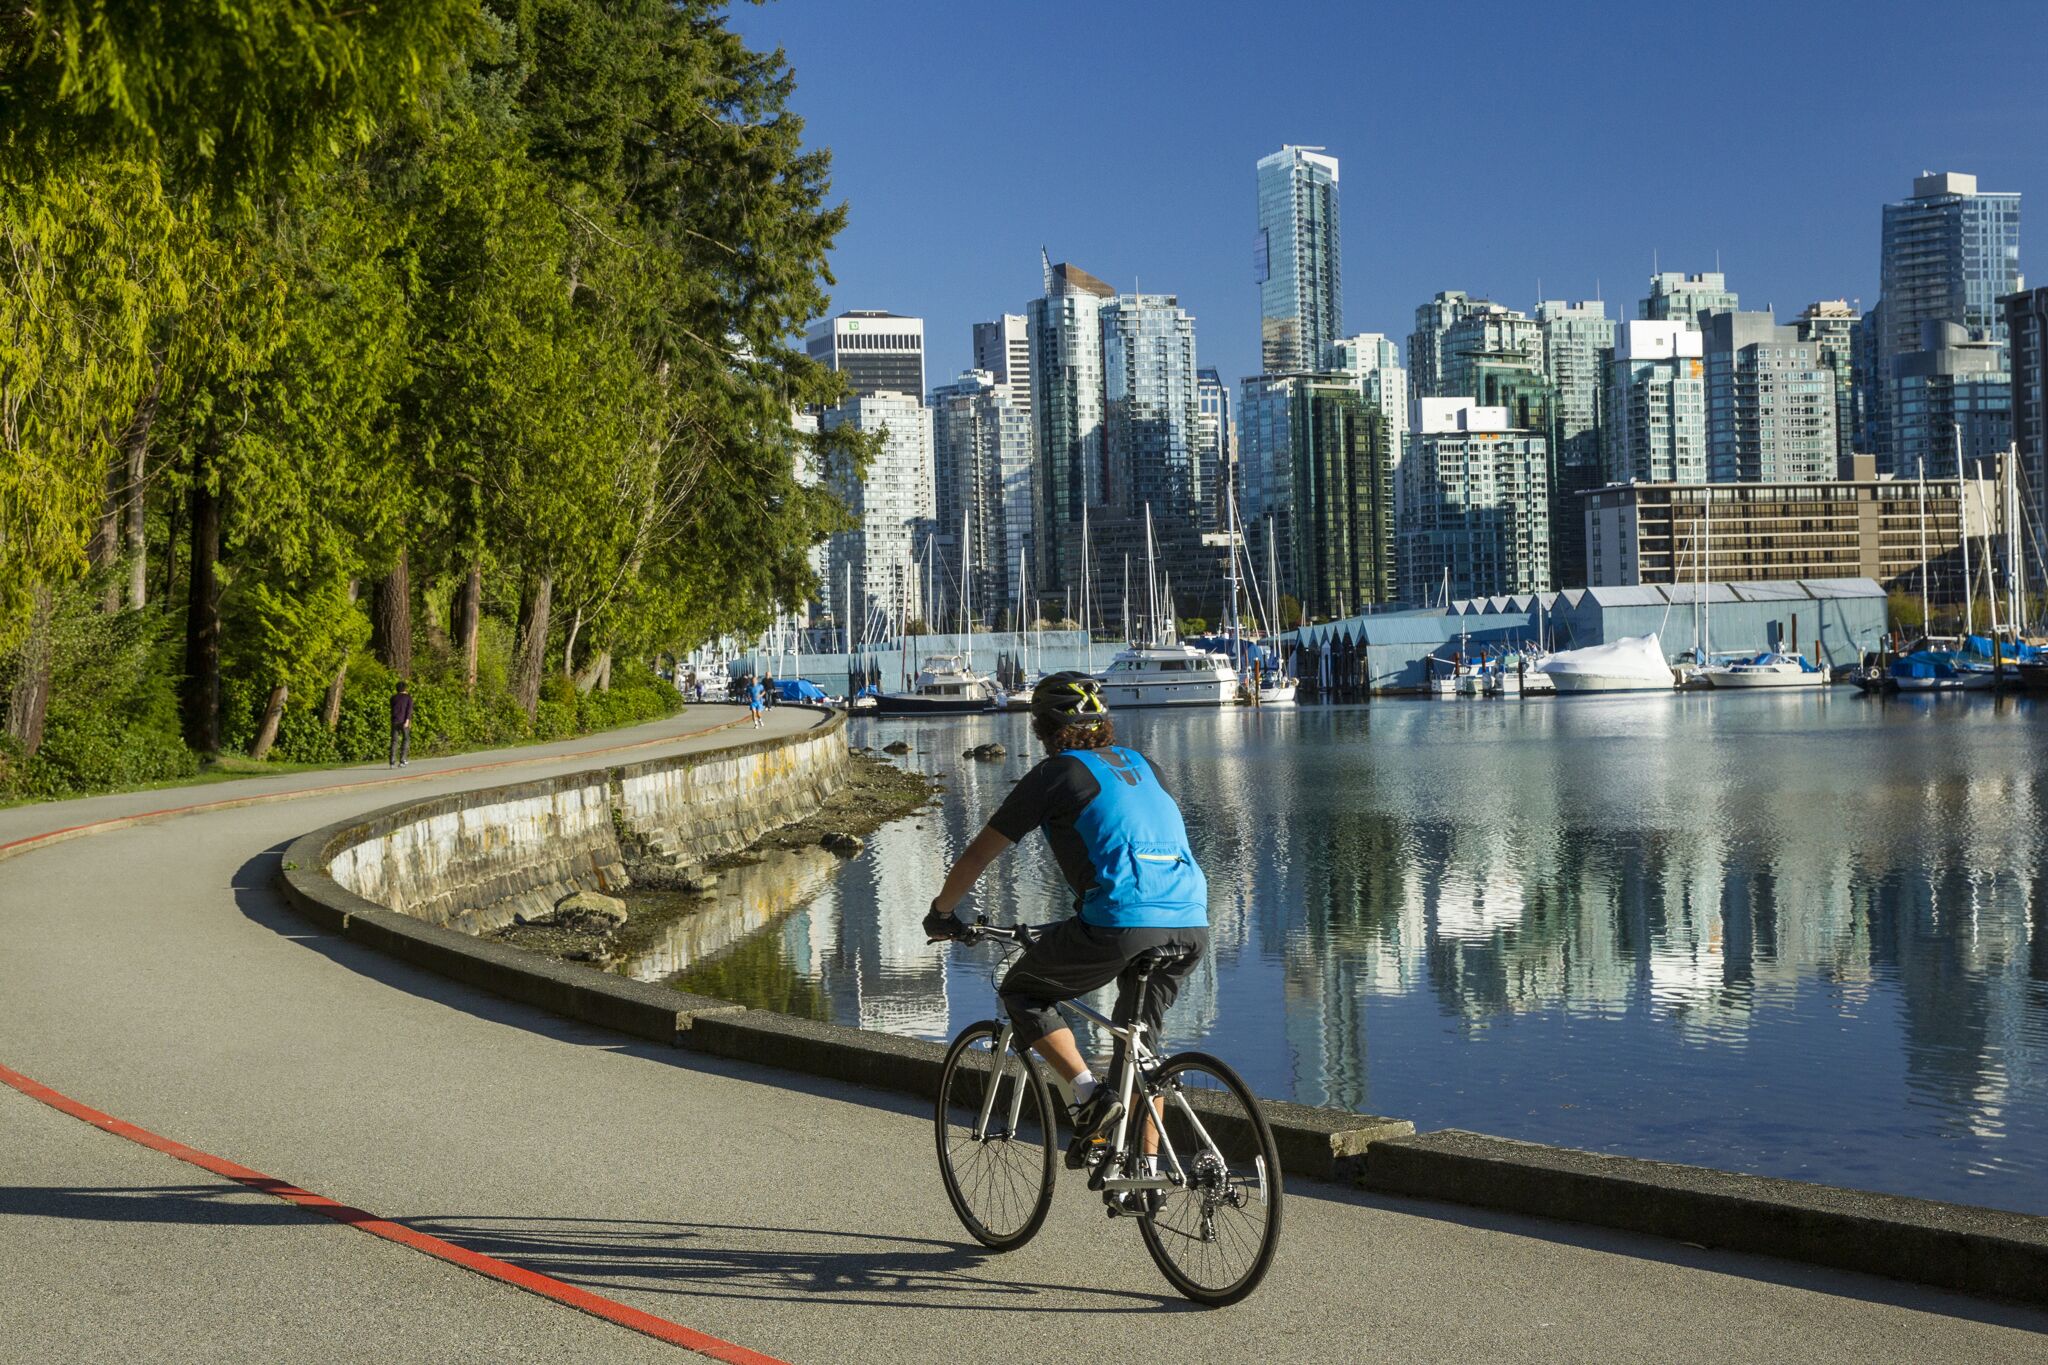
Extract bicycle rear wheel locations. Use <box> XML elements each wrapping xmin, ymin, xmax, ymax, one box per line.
<box><xmin>934</xmin><ymin>1021</ymin><xmax>1057</xmax><ymax>1250</ymax></box>
<box><xmin>1135</xmin><ymin>1052</ymin><xmax>1283</xmax><ymax>1305</ymax></box>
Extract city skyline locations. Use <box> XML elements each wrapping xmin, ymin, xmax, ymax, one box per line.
<box><xmin>729</xmin><ymin>1</ymin><xmax>2045</xmax><ymax>393</ymax></box>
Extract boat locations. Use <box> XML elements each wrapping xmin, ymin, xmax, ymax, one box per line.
<box><xmin>1710</xmin><ymin>650</ymin><xmax>1828</xmax><ymax>689</ymax></box>
<box><xmin>872</xmin><ymin>654</ymin><xmax>1006</xmax><ymax>714</ymax></box>
<box><xmin>2020</xmin><ymin>661</ymin><xmax>2048</xmax><ymax>692</ymax></box>
<box><xmin>1537</xmin><ymin>634</ymin><xmax>1676</xmax><ymax>693</ymax></box>
<box><xmin>1098</xmin><ymin>643</ymin><xmax>1240</xmax><ymax>708</ymax></box>
<box><xmin>1255</xmin><ymin>674</ymin><xmax>1299</xmax><ymax>704</ymax></box>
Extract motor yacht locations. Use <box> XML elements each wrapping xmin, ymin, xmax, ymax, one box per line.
<box><xmin>1097</xmin><ymin>644</ymin><xmax>1239</xmax><ymax>708</ymax></box>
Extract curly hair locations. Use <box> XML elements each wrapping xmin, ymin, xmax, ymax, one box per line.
<box><xmin>1032</xmin><ymin>714</ymin><xmax>1116</xmax><ymax>752</ymax></box>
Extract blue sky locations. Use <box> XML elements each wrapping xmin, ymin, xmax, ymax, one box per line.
<box><xmin>727</xmin><ymin>0</ymin><xmax>2046</xmax><ymax>391</ymax></box>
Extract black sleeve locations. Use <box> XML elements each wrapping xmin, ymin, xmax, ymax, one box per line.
<box><xmin>988</xmin><ymin>755</ymin><xmax>1095</xmax><ymax>842</ymax></box>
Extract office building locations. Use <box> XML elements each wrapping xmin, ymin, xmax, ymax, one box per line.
<box><xmin>1585</xmin><ymin>455</ymin><xmax>1996</xmax><ymax>594</ymax></box>
<box><xmin>1240</xmin><ymin>374</ymin><xmax>1395</xmax><ymax>620</ymax></box>
<box><xmin>1027</xmin><ymin>257</ymin><xmax>1116</xmax><ymax>598</ymax></box>
<box><xmin>821</xmin><ymin>391</ymin><xmax>935</xmax><ymax>628</ymax></box>
<box><xmin>1196</xmin><ymin>367</ymin><xmax>1235</xmax><ymax>533</ymax></box>
<box><xmin>971</xmin><ymin>314</ymin><xmax>1033</xmax><ymax>409</ymax></box>
<box><xmin>1872</xmin><ymin>171</ymin><xmax>2023</xmax><ymax>471</ymax></box>
<box><xmin>1794</xmin><ymin>300</ymin><xmax>1861</xmax><ymax>467</ymax></box>
<box><xmin>806</xmin><ymin>311</ymin><xmax>925</xmax><ymax>399</ymax></box>
<box><xmin>1409</xmin><ymin>290</ymin><xmax>1496</xmax><ymax>398</ymax></box>
<box><xmin>1701</xmin><ymin>311</ymin><xmax>1839</xmax><ymax>484</ymax></box>
<box><xmin>1642</xmin><ymin>271</ymin><xmax>1739</xmax><ymax>326</ymax></box>
<box><xmin>1537</xmin><ymin>299</ymin><xmax>1616</xmax><ymax>587</ymax></box>
<box><xmin>1402</xmin><ymin>398</ymin><xmax>1552</xmax><ymax>602</ymax></box>
<box><xmin>1607</xmin><ymin>320</ymin><xmax>1707</xmax><ymax>485</ymax></box>
<box><xmin>2006</xmin><ymin>286</ymin><xmax>2048</xmax><ymax>551</ymax></box>
<box><xmin>1102</xmin><ymin>292</ymin><xmax>1210</xmax><ymax>591</ymax></box>
<box><xmin>1891</xmin><ymin>320</ymin><xmax>2012</xmax><ymax>477</ymax></box>
<box><xmin>1255</xmin><ymin>146</ymin><xmax>1342</xmax><ymax>374</ymax></box>
<box><xmin>930</xmin><ymin>370</ymin><xmax>1034</xmax><ymax>624</ymax></box>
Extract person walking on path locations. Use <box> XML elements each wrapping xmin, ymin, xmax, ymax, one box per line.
<box><xmin>764</xmin><ymin>674</ymin><xmax>779</xmax><ymax>708</ymax></box>
<box><xmin>388</xmin><ymin>681</ymin><xmax>414</xmax><ymax>766</ymax></box>
<box><xmin>746</xmin><ymin>676</ymin><xmax>766</xmax><ymax>729</ymax></box>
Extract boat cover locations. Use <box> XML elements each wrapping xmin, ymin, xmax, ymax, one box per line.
<box><xmin>1535</xmin><ymin>633</ymin><xmax>1672</xmax><ymax>683</ymax></box>
<box><xmin>774</xmin><ymin>678</ymin><xmax>829</xmax><ymax>702</ymax></box>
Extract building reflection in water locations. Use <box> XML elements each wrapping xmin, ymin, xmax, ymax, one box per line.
<box><xmin>633</xmin><ymin>698</ymin><xmax>2048</xmax><ymax>1213</ymax></box>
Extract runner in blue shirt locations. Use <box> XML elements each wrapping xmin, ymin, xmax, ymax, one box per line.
<box><xmin>746</xmin><ymin>677</ymin><xmax>766</xmax><ymax>728</ymax></box>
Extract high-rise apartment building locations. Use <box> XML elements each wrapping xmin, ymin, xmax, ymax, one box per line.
<box><xmin>1401</xmin><ymin>398</ymin><xmax>1552</xmax><ymax>602</ymax></box>
<box><xmin>1328</xmin><ymin>334</ymin><xmax>1409</xmax><ymax>511</ymax></box>
<box><xmin>1102</xmin><ymin>292</ymin><xmax>1209</xmax><ymax>590</ymax></box>
<box><xmin>930</xmin><ymin>370</ymin><xmax>1033</xmax><ymax>624</ymax></box>
<box><xmin>1701</xmin><ymin>311</ymin><xmax>1839</xmax><ymax>484</ymax></box>
<box><xmin>1027</xmin><ymin>258</ymin><xmax>1117</xmax><ymax>597</ymax></box>
<box><xmin>1441</xmin><ymin>306</ymin><xmax>1543</xmax><ymax>405</ymax></box>
<box><xmin>821</xmin><ymin>391</ymin><xmax>935</xmax><ymax>628</ymax></box>
<box><xmin>806</xmin><ymin>311</ymin><xmax>925</xmax><ymax>399</ymax></box>
<box><xmin>1793</xmin><ymin>300</ymin><xmax>1861</xmax><ymax>467</ymax></box>
<box><xmin>1642</xmin><ymin>271</ymin><xmax>1739</xmax><ymax>326</ymax></box>
<box><xmin>1537</xmin><ymin>299</ymin><xmax>1616</xmax><ymax>587</ymax></box>
<box><xmin>1408</xmin><ymin>291</ymin><xmax>1495</xmax><ymax>398</ymax></box>
<box><xmin>1891</xmin><ymin>320</ymin><xmax>2012</xmax><ymax>477</ymax></box>
<box><xmin>1255</xmin><ymin>146</ymin><xmax>1342</xmax><ymax>374</ymax></box>
<box><xmin>1239</xmin><ymin>375</ymin><xmax>1394</xmax><ymax>620</ymax></box>
<box><xmin>1606</xmin><ymin>320</ymin><xmax>1707</xmax><ymax>485</ymax></box>
<box><xmin>971</xmin><ymin>315</ymin><xmax>1033</xmax><ymax>409</ymax></box>
<box><xmin>2005</xmin><ymin>287</ymin><xmax>2048</xmax><ymax>551</ymax></box>
<box><xmin>1872</xmin><ymin>171</ymin><xmax>2023</xmax><ymax>471</ymax></box>
<box><xmin>1195</xmin><ymin>367</ymin><xmax>1234</xmax><ymax>533</ymax></box>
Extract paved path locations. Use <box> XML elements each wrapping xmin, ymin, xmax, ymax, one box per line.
<box><xmin>2</xmin><ymin>706</ymin><xmax>2043</xmax><ymax>1362</ymax></box>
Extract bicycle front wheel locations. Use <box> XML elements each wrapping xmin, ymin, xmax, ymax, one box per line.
<box><xmin>1136</xmin><ymin>1052</ymin><xmax>1284</xmax><ymax>1305</ymax></box>
<box><xmin>934</xmin><ymin>1020</ymin><xmax>1057</xmax><ymax>1250</ymax></box>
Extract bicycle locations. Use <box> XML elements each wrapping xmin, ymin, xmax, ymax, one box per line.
<box><xmin>932</xmin><ymin>917</ymin><xmax>1284</xmax><ymax>1306</ymax></box>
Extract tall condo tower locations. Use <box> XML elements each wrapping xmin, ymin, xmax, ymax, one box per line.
<box><xmin>1255</xmin><ymin>146</ymin><xmax>1342</xmax><ymax>373</ymax></box>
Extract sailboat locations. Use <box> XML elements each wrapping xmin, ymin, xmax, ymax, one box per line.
<box><xmin>1097</xmin><ymin>504</ymin><xmax>1240</xmax><ymax>708</ymax></box>
<box><xmin>873</xmin><ymin>516</ymin><xmax>1005</xmax><ymax>715</ymax></box>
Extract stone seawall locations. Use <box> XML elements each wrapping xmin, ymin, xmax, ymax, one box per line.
<box><xmin>321</xmin><ymin>709</ymin><xmax>846</xmax><ymax>935</ymax></box>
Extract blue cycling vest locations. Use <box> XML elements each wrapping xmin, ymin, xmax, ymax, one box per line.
<box><xmin>1067</xmin><ymin>747</ymin><xmax>1209</xmax><ymax>929</ymax></box>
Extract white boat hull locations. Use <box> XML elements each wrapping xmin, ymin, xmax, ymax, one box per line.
<box><xmin>1255</xmin><ymin>681</ymin><xmax>1298</xmax><ymax>705</ymax></box>
<box><xmin>1710</xmin><ymin>669</ymin><xmax>1826</xmax><ymax>689</ymax></box>
<box><xmin>1549</xmin><ymin>673</ymin><xmax>1674</xmax><ymax>694</ymax></box>
<box><xmin>1099</xmin><ymin>680</ymin><xmax>1239</xmax><ymax>709</ymax></box>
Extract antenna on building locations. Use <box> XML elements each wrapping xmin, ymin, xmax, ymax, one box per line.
<box><xmin>1652</xmin><ymin>248</ymin><xmax>1659</xmax><ymax>276</ymax></box>
<box><xmin>1040</xmin><ymin>247</ymin><xmax>1054</xmax><ymax>296</ymax></box>
<box><xmin>1715</xmin><ymin>249</ymin><xmax>1722</xmax><ymax>273</ymax></box>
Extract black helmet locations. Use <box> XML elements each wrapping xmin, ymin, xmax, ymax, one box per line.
<box><xmin>1030</xmin><ymin>670</ymin><xmax>1108</xmax><ymax>723</ymax></box>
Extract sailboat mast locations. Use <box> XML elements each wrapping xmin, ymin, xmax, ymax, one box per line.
<box><xmin>961</xmin><ymin>509</ymin><xmax>972</xmax><ymax>670</ymax></box>
<box><xmin>1917</xmin><ymin>456</ymin><xmax>1929</xmax><ymax>630</ymax></box>
<box><xmin>1144</xmin><ymin>503</ymin><xmax>1158</xmax><ymax>644</ymax></box>
<box><xmin>1082</xmin><ymin>502</ymin><xmax>1093</xmax><ymax>672</ymax></box>
<box><xmin>1957</xmin><ymin>425</ymin><xmax>1974</xmax><ymax>637</ymax></box>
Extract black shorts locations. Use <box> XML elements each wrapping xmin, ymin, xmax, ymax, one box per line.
<box><xmin>998</xmin><ymin>918</ymin><xmax>1207</xmax><ymax>1050</ymax></box>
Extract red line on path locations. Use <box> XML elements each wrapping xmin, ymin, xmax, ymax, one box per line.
<box><xmin>0</xmin><ymin>1061</ymin><xmax>788</xmax><ymax>1364</ymax></box>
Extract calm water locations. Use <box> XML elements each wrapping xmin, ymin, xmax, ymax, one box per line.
<box><xmin>629</xmin><ymin>692</ymin><xmax>2048</xmax><ymax>1214</ymax></box>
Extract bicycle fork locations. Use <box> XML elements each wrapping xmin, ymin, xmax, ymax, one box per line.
<box><xmin>973</xmin><ymin>1023</ymin><xmax>1031</xmax><ymax>1142</ymax></box>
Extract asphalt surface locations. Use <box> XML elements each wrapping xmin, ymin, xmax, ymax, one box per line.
<box><xmin>2</xmin><ymin>704</ymin><xmax>2044</xmax><ymax>1362</ymax></box>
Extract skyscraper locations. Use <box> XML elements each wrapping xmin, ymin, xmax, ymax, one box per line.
<box><xmin>806</xmin><ymin>311</ymin><xmax>926</xmax><ymax>398</ymax></box>
<box><xmin>1793</xmin><ymin>300</ymin><xmax>1861</xmax><ymax>468</ymax></box>
<box><xmin>1408</xmin><ymin>291</ymin><xmax>1494</xmax><ymax>398</ymax></box>
<box><xmin>1027</xmin><ymin>257</ymin><xmax>1116</xmax><ymax>597</ymax></box>
<box><xmin>1255</xmin><ymin>146</ymin><xmax>1342</xmax><ymax>373</ymax></box>
<box><xmin>1102</xmin><ymin>292</ymin><xmax>1208</xmax><ymax>592</ymax></box>
<box><xmin>1440</xmin><ymin>305</ymin><xmax>1543</xmax><ymax>405</ymax></box>
<box><xmin>1872</xmin><ymin>171</ymin><xmax>2023</xmax><ymax>471</ymax></box>
<box><xmin>1641</xmin><ymin>271</ymin><xmax>1739</xmax><ymax>326</ymax></box>
<box><xmin>930</xmin><ymin>370</ymin><xmax>1034</xmax><ymax>624</ymax></box>
<box><xmin>821</xmin><ymin>391</ymin><xmax>936</xmax><ymax>629</ymax></box>
<box><xmin>1240</xmin><ymin>375</ymin><xmax>1395</xmax><ymax>620</ymax></box>
<box><xmin>1328</xmin><ymin>334</ymin><xmax>1409</xmax><ymax>514</ymax></box>
<box><xmin>1702</xmin><ymin>311</ymin><xmax>1839</xmax><ymax>483</ymax></box>
<box><xmin>1607</xmin><ymin>320</ymin><xmax>1707</xmax><ymax>484</ymax></box>
<box><xmin>1402</xmin><ymin>398</ymin><xmax>1552</xmax><ymax>601</ymax></box>
<box><xmin>1537</xmin><ymin>299</ymin><xmax>1616</xmax><ymax>587</ymax></box>
<box><xmin>2005</xmin><ymin>287</ymin><xmax>2048</xmax><ymax>553</ymax></box>
<box><xmin>1891</xmin><ymin>321</ymin><xmax>2011</xmax><ymax>478</ymax></box>
<box><xmin>971</xmin><ymin>315</ymin><xmax>1033</xmax><ymax>409</ymax></box>
<box><xmin>1195</xmin><ymin>367</ymin><xmax>1234</xmax><ymax>533</ymax></box>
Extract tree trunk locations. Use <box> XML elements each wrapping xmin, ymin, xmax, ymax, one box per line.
<box><xmin>161</xmin><ymin>494</ymin><xmax>180</xmax><ymax>610</ymax></box>
<box><xmin>563</xmin><ymin>606</ymin><xmax>583</xmax><ymax>678</ymax></box>
<box><xmin>421</xmin><ymin>580</ymin><xmax>450</xmax><ymax>654</ymax></box>
<box><xmin>512</xmin><ymin>570</ymin><xmax>552</xmax><ymax>717</ymax></box>
<box><xmin>5</xmin><ymin>587</ymin><xmax>57</xmax><ymax>757</ymax></box>
<box><xmin>321</xmin><ymin>579</ymin><xmax>357</xmax><ymax>729</ymax></box>
<box><xmin>371</xmin><ymin>545</ymin><xmax>412</xmax><ymax>678</ymax></box>
<box><xmin>181</xmin><ymin>446</ymin><xmax>222</xmax><ymax>753</ymax></box>
<box><xmin>90</xmin><ymin>446</ymin><xmax>123</xmax><ymax>612</ymax></box>
<box><xmin>248</xmin><ymin>683</ymin><xmax>288</xmax><ymax>760</ymax></box>
<box><xmin>455</xmin><ymin>562</ymin><xmax>481</xmax><ymax>694</ymax></box>
<box><xmin>124</xmin><ymin>401</ymin><xmax>152</xmax><ymax>610</ymax></box>
<box><xmin>595</xmin><ymin>650</ymin><xmax>612</xmax><ymax>692</ymax></box>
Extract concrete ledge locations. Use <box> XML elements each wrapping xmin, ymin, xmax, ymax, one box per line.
<box><xmin>1363</xmin><ymin>1129</ymin><xmax>2048</xmax><ymax>1307</ymax></box>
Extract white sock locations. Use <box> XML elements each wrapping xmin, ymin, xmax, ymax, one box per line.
<box><xmin>1070</xmin><ymin>1072</ymin><xmax>1098</xmax><ymax>1105</ymax></box>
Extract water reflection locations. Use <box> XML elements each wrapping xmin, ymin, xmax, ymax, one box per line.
<box><xmin>631</xmin><ymin>695</ymin><xmax>2048</xmax><ymax>1214</ymax></box>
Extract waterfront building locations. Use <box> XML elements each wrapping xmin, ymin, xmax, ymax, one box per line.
<box><xmin>821</xmin><ymin>391</ymin><xmax>936</xmax><ymax>629</ymax></box>
<box><xmin>1240</xmin><ymin>374</ymin><xmax>1394</xmax><ymax>620</ymax></box>
<box><xmin>1328</xmin><ymin>334</ymin><xmax>1409</xmax><ymax>516</ymax></box>
<box><xmin>1441</xmin><ymin>305</ymin><xmax>1543</xmax><ymax>408</ymax></box>
<box><xmin>1606</xmin><ymin>320</ymin><xmax>1707</xmax><ymax>485</ymax></box>
<box><xmin>1101</xmin><ymin>291</ymin><xmax>1211</xmax><ymax>595</ymax></box>
<box><xmin>1196</xmin><ymin>366</ymin><xmax>1235</xmax><ymax>534</ymax></box>
<box><xmin>1402</xmin><ymin>398</ymin><xmax>1552</xmax><ymax>602</ymax></box>
<box><xmin>1537</xmin><ymin>299</ymin><xmax>1617</xmax><ymax>588</ymax></box>
<box><xmin>1642</xmin><ymin>271</ymin><xmax>1738</xmax><ymax>326</ymax></box>
<box><xmin>1584</xmin><ymin>454</ymin><xmax>1996</xmax><ymax>593</ymax></box>
<box><xmin>1891</xmin><ymin>320</ymin><xmax>2011</xmax><ymax>478</ymax></box>
<box><xmin>1408</xmin><ymin>290</ymin><xmax>1497</xmax><ymax>398</ymax></box>
<box><xmin>1027</xmin><ymin>257</ymin><xmax>1116</xmax><ymax>599</ymax></box>
<box><xmin>1701</xmin><ymin>311</ymin><xmax>1839</xmax><ymax>484</ymax></box>
<box><xmin>1255</xmin><ymin>145</ymin><xmax>1342</xmax><ymax>374</ymax></box>
<box><xmin>1871</xmin><ymin>171</ymin><xmax>2023</xmax><ymax>471</ymax></box>
<box><xmin>2005</xmin><ymin>286</ymin><xmax>2048</xmax><ymax>550</ymax></box>
<box><xmin>971</xmin><ymin>314</ymin><xmax>1033</xmax><ymax>409</ymax></box>
<box><xmin>806</xmin><ymin>311</ymin><xmax>925</xmax><ymax>399</ymax></box>
<box><xmin>1794</xmin><ymin>300</ymin><xmax>1862</xmax><ymax>467</ymax></box>
<box><xmin>930</xmin><ymin>370</ymin><xmax>1034</xmax><ymax>625</ymax></box>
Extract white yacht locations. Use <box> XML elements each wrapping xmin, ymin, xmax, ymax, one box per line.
<box><xmin>1537</xmin><ymin>634</ymin><xmax>1677</xmax><ymax>694</ymax></box>
<box><xmin>1098</xmin><ymin>644</ymin><xmax>1240</xmax><ymax>709</ymax></box>
<box><xmin>1710</xmin><ymin>651</ymin><xmax>1828</xmax><ymax>689</ymax></box>
<box><xmin>873</xmin><ymin>654</ymin><xmax>1006</xmax><ymax>715</ymax></box>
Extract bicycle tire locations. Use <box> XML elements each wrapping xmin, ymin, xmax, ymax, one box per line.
<box><xmin>1134</xmin><ymin>1051</ymin><xmax>1284</xmax><ymax>1305</ymax></box>
<box><xmin>934</xmin><ymin>1020</ymin><xmax>1058</xmax><ymax>1250</ymax></box>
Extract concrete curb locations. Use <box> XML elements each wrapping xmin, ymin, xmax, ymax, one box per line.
<box><xmin>1363</xmin><ymin>1129</ymin><xmax>2048</xmax><ymax>1307</ymax></box>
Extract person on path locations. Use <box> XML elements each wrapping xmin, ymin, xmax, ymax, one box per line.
<box><xmin>388</xmin><ymin>681</ymin><xmax>414</xmax><ymax>767</ymax></box>
<box><xmin>925</xmin><ymin>671</ymin><xmax>1208</xmax><ymax>1173</ymax></box>
<box><xmin>746</xmin><ymin>676</ymin><xmax>766</xmax><ymax>728</ymax></box>
<box><xmin>764</xmin><ymin>674</ymin><xmax>779</xmax><ymax>708</ymax></box>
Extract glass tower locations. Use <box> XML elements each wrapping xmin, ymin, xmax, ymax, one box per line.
<box><xmin>1255</xmin><ymin>146</ymin><xmax>1342</xmax><ymax>374</ymax></box>
<box><xmin>1027</xmin><ymin>258</ymin><xmax>1116</xmax><ymax>598</ymax></box>
<box><xmin>931</xmin><ymin>370</ymin><xmax>1034</xmax><ymax>624</ymax></box>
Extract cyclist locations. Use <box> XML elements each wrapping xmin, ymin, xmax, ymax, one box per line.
<box><xmin>925</xmin><ymin>671</ymin><xmax>1209</xmax><ymax>1159</ymax></box>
